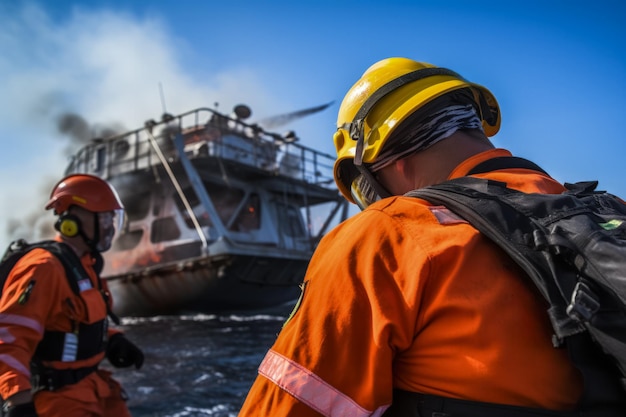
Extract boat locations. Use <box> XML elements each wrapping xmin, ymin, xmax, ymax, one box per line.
<box><xmin>63</xmin><ymin>103</ymin><xmax>349</xmax><ymax>317</ymax></box>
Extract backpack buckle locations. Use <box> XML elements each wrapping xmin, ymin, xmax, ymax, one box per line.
<box><xmin>566</xmin><ymin>281</ymin><xmax>600</xmax><ymax>322</ymax></box>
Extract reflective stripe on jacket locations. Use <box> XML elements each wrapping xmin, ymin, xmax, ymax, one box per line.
<box><xmin>238</xmin><ymin>148</ymin><xmax>584</xmax><ymax>417</ymax></box>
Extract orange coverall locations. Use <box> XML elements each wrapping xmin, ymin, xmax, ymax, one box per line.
<box><xmin>238</xmin><ymin>148</ymin><xmax>584</xmax><ymax>416</ymax></box>
<box><xmin>0</xmin><ymin>242</ymin><xmax>130</xmax><ymax>417</ymax></box>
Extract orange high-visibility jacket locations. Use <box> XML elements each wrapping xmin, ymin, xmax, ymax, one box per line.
<box><xmin>239</xmin><ymin>149</ymin><xmax>584</xmax><ymax>417</ymax></box>
<box><xmin>0</xmin><ymin>240</ymin><xmax>121</xmax><ymax>404</ymax></box>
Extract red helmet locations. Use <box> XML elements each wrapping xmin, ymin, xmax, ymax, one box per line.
<box><xmin>45</xmin><ymin>174</ymin><xmax>124</xmax><ymax>214</ymax></box>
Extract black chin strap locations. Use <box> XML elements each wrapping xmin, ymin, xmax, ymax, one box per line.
<box><xmin>78</xmin><ymin>212</ymin><xmax>100</xmax><ymax>253</ymax></box>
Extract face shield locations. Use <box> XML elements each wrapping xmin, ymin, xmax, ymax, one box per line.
<box><xmin>96</xmin><ymin>208</ymin><xmax>126</xmax><ymax>252</ymax></box>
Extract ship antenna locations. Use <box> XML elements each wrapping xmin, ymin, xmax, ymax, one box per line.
<box><xmin>159</xmin><ymin>82</ymin><xmax>167</xmax><ymax>113</ymax></box>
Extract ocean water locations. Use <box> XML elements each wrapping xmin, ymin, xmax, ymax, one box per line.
<box><xmin>102</xmin><ymin>307</ymin><xmax>292</xmax><ymax>417</ymax></box>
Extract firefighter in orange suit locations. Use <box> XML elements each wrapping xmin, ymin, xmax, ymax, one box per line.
<box><xmin>0</xmin><ymin>174</ymin><xmax>144</xmax><ymax>417</ymax></box>
<box><xmin>238</xmin><ymin>58</ymin><xmax>626</xmax><ymax>416</ymax></box>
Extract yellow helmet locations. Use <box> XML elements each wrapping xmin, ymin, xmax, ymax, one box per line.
<box><xmin>332</xmin><ymin>57</ymin><xmax>501</xmax><ymax>204</ymax></box>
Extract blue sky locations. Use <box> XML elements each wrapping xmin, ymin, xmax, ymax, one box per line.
<box><xmin>1</xmin><ymin>0</ymin><xmax>625</xmax><ymax>249</ymax></box>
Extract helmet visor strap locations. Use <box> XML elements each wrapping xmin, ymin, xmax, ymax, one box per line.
<box><xmin>353</xmin><ymin>164</ymin><xmax>391</xmax><ymax>210</ymax></box>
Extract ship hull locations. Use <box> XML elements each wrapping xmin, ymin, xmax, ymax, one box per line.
<box><xmin>106</xmin><ymin>253</ymin><xmax>305</xmax><ymax>317</ymax></box>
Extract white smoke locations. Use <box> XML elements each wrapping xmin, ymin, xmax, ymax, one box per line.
<box><xmin>0</xmin><ymin>3</ymin><xmax>283</xmax><ymax>250</ymax></box>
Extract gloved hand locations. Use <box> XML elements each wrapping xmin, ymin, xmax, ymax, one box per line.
<box><xmin>106</xmin><ymin>333</ymin><xmax>144</xmax><ymax>369</ymax></box>
<box><xmin>2</xmin><ymin>402</ymin><xmax>38</xmax><ymax>417</ymax></box>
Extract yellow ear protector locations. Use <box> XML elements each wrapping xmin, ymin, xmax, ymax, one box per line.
<box><xmin>55</xmin><ymin>214</ymin><xmax>81</xmax><ymax>237</ymax></box>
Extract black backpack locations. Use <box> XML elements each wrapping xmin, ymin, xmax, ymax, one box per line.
<box><xmin>407</xmin><ymin>170</ymin><xmax>626</xmax><ymax>406</ymax></box>
<box><xmin>0</xmin><ymin>240</ymin><xmax>83</xmax><ymax>295</ymax></box>
<box><xmin>0</xmin><ymin>239</ymin><xmax>119</xmax><ymax>324</ymax></box>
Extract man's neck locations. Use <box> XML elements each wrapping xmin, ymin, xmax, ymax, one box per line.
<box><xmin>425</xmin><ymin>130</ymin><xmax>495</xmax><ymax>177</ymax></box>
<box><xmin>60</xmin><ymin>236</ymin><xmax>89</xmax><ymax>258</ymax></box>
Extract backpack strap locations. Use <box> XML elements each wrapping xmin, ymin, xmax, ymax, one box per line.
<box><xmin>37</xmin><ymin>241</ymin><xmax>85</xmax><ymax>294</ymax></box>
<box><xmin>383</xmin><ymin>390</ymin><xmax>624</xmax><ymax>417</ymax></box>
<box><xmin>31</xmin><ymin>363</ymin><xmax>98</xmax><ymax>392</ymax></box>
<box><xmin>467</xmin><ymin>156</ymin><xmax>549</xmax><ymax>176</ymax></box>
<box><xmin>45</xmin><ymin>242</ymin><xmax>120</xmax><ymax>325</ymax></box>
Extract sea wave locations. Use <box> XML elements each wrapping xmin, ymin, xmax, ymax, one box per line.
<box><xmin>106</xmin><ymin>313</ymin><xmax>285</xmax><ymax>416</ymax></box>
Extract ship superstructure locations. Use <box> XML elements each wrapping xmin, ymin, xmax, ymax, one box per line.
<box><xmin>64</xmin><ymin>104</ymin><xmax>348</xmax><ymax>316</ymax></box>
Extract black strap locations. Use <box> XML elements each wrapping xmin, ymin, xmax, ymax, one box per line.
<box><xmin>11</xmin><ymin>240</ymin><xmax>120</xmax><ymax>325</ymax></box>
<box><xmin>383</xmin><ymin>390</ymin><xmax>625</xmax><ymax>417</ymax></box>
<box><xmin>352</xmin><ymin>68</ymin><xmax>464</xmax><ymax>132</ymax></box>
<box><xmin>34</xmin><ymin>321</ymin><xmax>107</xmax><ymax>362</ymax></box>
<box><xmin>414</xmin><ymin>393</ymin><xmax>575</xmax><ymax>417</ymax></box>
<box><xmin>352</xmin><ymin>67</ymin><xmax>463</xmax><ymax>166</ymax></box>
<box><xmin>31</xmin><ymin>363</ymin><xmax>98</xmax><ymax>391</ymax></box>
<box><xmin>467</xmin><ymin>156</ymin><xmax>549</xmax><ymax>176</ymax></box>
<box><xmin>45</xmin><ymin>241</ymin><xmax>86</xmax><ymax>295</ymax></box>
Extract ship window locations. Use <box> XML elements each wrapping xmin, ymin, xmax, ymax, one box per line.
<box><xmin>277</xmin><ymin>204</ymin><xmax>305</xmax><ymax>237</ymax></box>
<box><xmin>203</xmin><ymin>182</ymin><xmax>245</xmax><ymax>226</ymax></box>
<box><xmin>151</xmin><ymin>216</ymin><xmax>181</xmax><ymax>242</ymax></box>
<box><xmin>91</xmin><ymin>146</ymin><xmax>106</xmax><ymax>173</ymax></box>
<box><xmin>114</xmin><ymin>230</ymin><xmax>143</xmax><ymax>251</ymax></box>
<box><xmin>113</xmin><ymin>139</ymin><xmax>130</xmax><ymax>159</ymax></box>
<box><xmin>123</xmin><ymin>190</ymin><xmax>151</xmax><ymax>222</ymax></box>
<box><xmin>230</xmin><ymin>193</ymin><xmax>260</xmax><ymax>232</ymax></box>
<box><xmin>173</xmin><ymin>187</ymin><xmax>212</xmax><ymax>229</ymax></box>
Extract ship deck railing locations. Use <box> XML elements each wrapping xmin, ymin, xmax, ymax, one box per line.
<box><xmin>64</xmin><ymin>107</ymin><xmax>337</xmax><ymax>191</ymax></box>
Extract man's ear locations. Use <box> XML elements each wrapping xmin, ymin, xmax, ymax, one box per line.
<box><xmin>395</xmin><ymin>158</ymin><xmax>409</xmax><ymax>176</ymax></box>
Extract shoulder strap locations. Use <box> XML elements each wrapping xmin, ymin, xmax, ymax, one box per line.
<box><xmin>407</xmin><ymin>177</ymin><xmax>568</xmax><ymax>314</ymax></box>
<box><xmin>37</xmin><ymin>241</ymin><xmax>85</xmax><ymax>295</ymax></box>
<box><xmin>467</xmin><ymin>156</ymin><xmax>549</xmax><ymax>176</ymax></box>
<box><xmin>45</xmin><ymin>242</ymin><xmax>120</xmax><ymax>325</ymax></box>
<box><xmin>387</xmin><ymin>389</ymin><xmax>624</xmax><ymax>417</ymax></box>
